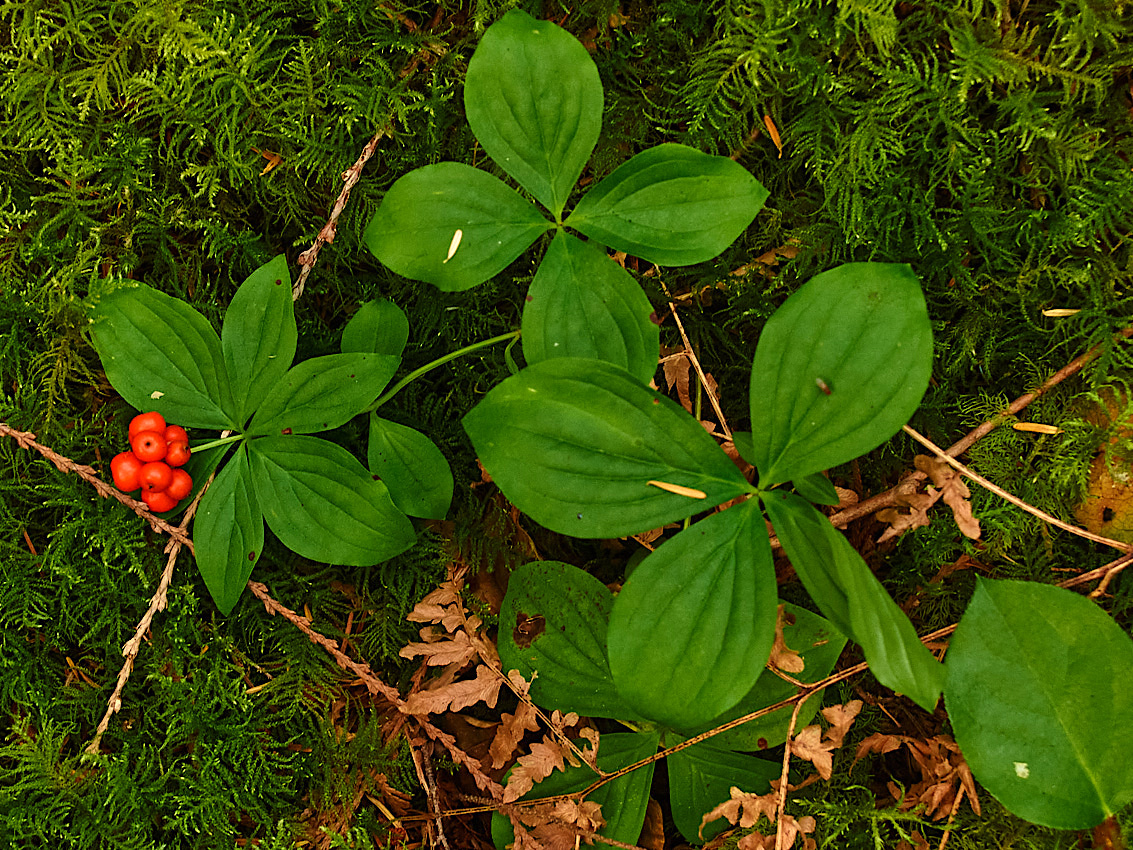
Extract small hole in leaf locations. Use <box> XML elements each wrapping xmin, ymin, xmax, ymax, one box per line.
<box><xmin>1103</xmin><ymin>507</ymin><xmax>1115</xmax><ymax>523</ymax></box>
<box><xmin>274</xmin><ymin>279</ymin><xmax>282</xmax><ymax>285</ymax></box>
<box><xmin>248</xmin><ymin>551</ymin><xmax>256</xmax><ymax>560</ymax></box>
<box><xmin>757</xmin><ymin>738</ymin><xmax>768</xmax><ymax>750</ymax></box>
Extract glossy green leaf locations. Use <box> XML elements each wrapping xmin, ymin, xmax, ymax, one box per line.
<box><xmin>221</xmin><ymin>255</ymin><xmax>296</xmax><ymax>426</ymax></box>
<box><xmin>87</xmin><ymin>283</ymin><xmax>236</xmax><ymax>430</ymax></box>
<box><xmin>795</xmin><ymin>472</ymin><xmax>839</xmax><ymax>506</ymax></box>
<box><xmin>498</xmin><ymin>561</ymin><xmax>639</xmax><ymax>720</ymax></box>
<box><xmin>762</xmin><ymin>490</ymin><xmax>943</xmax><ymax>711</ymax></box>
<box><xmin>521</xmin><ymin>231</ymin><xmax>659</xmax><ymax>385</ymax></box>
<box><xmin>193</xmin><ymin>446</ymin><xmax>264</xmax><ymax>615</ymax></box>
<box><xmin>367</xmin><ymin>414</ymin><xmax>453</xmax><ymax>520</ymax></box>
<box><xmin>490</xmin><ymin>732</ymin><xmax>660</xmax><ymax>850</ymax></box>
<box><xmin>676</xmin><ymin>603</ymin><xmax>847</xmax><ymax>751</ymax></box>
<box><xmin>246</xmin><ymin>353</ymin><xmax>398</xmax><ymax>437</ymax></box>
<box><xmin>565</xmin><ymin>144</ymin><xmax>768</xmax><ymax>265</ymax></box>
<box><xmin>463</xmin><ymin>358</ymin><xmax>751</xmax><ymax>538</ymax></box>
<box><xmin>945</xmin><ymin>579</ymin><xmax>1133</xmax><ymax>829</ymax></box>
<box><xmin>668</xmin><ymin>740</ymin><xmax>780</xmax><ymax>842</ymax></box>
<box><xmin>748</xmin><ymin>263</ymin><xmax>932</xmax><ymax>485</ymax></box>
<box><xmin>363</xmin><ymin>163</ymin><xmax>553</xmax><ymax>291</ymax></box>
<box><xmin>248</xmin><ymin>435</ymin><xmax>415</xmax><ymax>565</ymax></box>
<box><xmin>607</xmin><ymin>500</ymin><xmax>778</xmax><ymax>729</ymax></box>
<box><xmin>342</xmin><ymin>299</ymin><xmax>410</xmax><ymax>358</ymax></box>
<box><xmin>465</xmin><ymin>9</ymin><xmax>602</xmax><ymax>216</ymax></box>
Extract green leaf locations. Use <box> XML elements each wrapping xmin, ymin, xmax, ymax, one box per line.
<box><xmin>221</xmin><ymin>255</ymin><xmax>297</xmax><ymax>427</ymax></box>
<box><xmin>565</xmin><ymin>144</ymin><xmax>768</xmax><ymax>265</ymax></box>
<box><xmin>248</xmin><ymin>435</ymin><xmax>415</xmax><ymax>565</ymax></box>
<box><xmin>945</xmin><ymin>579</ymin><xmax>1133</xmax><ymax>829</ymax></box>
<box><xmin>607</xmin><ymin>500</ymin><xmax>778</xmax><ymax>729</ymax></box>
<box><xmin>342</xmin><ymin>299</ymin><xmax>410</xmax><ymax>358</ymax></box>
<box><xmin>676</xmin><ymin>603</ymin><xmax>847</xmax><ymax>751</ymax></box>
<box><xmin>490</xmin><ymin>732</ymin><xmax>660</xmax><ymax>850</ymax></box>
<box><xmin>87</xmin><ymin>283</ymin><xmax>236</xmax><ymax>430</ymax></box>
<box><xmin>667</xmin><ymin>740</ymin><xmax>780</xmax><ymax>842</ymax></box>
<box><xmin>762</xmin><ymin>490</ymin><xmax>943</xmax><ymax>711</ymax></box>
<box><xmin>795</xmin><ymin>472</ymin><xmax>839</xmax><ymax>506</ymax></box>
<box><xmin>363</xmin><ymin>163</ymin><xmax>553</xmax><ymax>292</ymax></box>
<box><xmin>465</xmin><ymin>9</ymin><xmax>603</xmax><ymax>217</ymax></box>
<box><xmin>246</xmin><ymin>353</ymin><xmax>398</xmax><ymax>437</ymax></box>
<box><xmin>367</xmin><ymin>414</ymin><xmax>453</xmax><ymax>520</ymax></box>
<box><xmin>498</xmin><ymin>561</ymin><xmax>640</xmax><ymax>720</ymax></box>
<box><xmin>193</xmin><ymin>446</ymin><xmax>264</xmax><ymax>615</ymax></box>
<box><xmin>748</xmin><ymin>263</ymin><xmax>932</xmax><ymax>485</ymax></box>
<box><xmin>521</xmin><ymin>231</ymin><xmax>659</xmax><ymax>385</ymax></box>
<box><xmin>462</xmin><ymin>358</ymin><xmax>751</xmax><ymax>538</ymax></box>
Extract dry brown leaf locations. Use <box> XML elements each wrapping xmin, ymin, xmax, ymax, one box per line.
<box><xmin>791</xmin><ymin>725</ymin><xmax>835</xmax><ymax>781</ymax></box>
<box><xmin>639</xmin><ymin>798</ymin><xmax>666</xmax><ymax>850</ymax></box>
<box><xmin>503</xmin><ymin>737</ymin><xmax>569</xmax><ymax>803</ymax></box>
<box><xmin>402</xmin><ymin>664</ymin><xmax>503</xmax><ymax>715</ymax></box>
<box><xmin>876</xmin><ymin>490</ymin><xmax>938</xmax><ymax>543</ymax></box>
<box><xmin>914</xmin><ymin>455</ymin><xmax>982</xmax><ymax>539</ymax></box>
<box><xmin>699</xmin><ymin>787</ymin><xmax>777</xmax><ymax>839</ymax></box>
<box><xmin>662</xmin><ymin>353</ymin><xmax>693</xmax><ymax>413</ymax></box>
<box><xmin>506</xmin><ymin>799</ymin><xmax>607</xmax><ymax>850</ymax></box>
<box><xmin>398</xmin><ymin>628</ymin><xmax>478</xmax><ymax>666</ymax></box>
<box><xmin>736</xmin><ymin>815</ymin><xmax>816</xmax><ymax>850</ymax></box>
<box><xmin>820</xmin><ymin>700</ymin><xmax>862</xmax><ymax>748</ymax></box>
<box><xmin>769</xmin><ymin>604</ymin><xmax>805</xmax><ymax>674</ymax></box>
<box><xmin>790</xmin><ymin>701</ymin><xmax>862</xmax><ymax>780</ymax></box>
<box><xmin>489</xmin><ymin>699</ymin><xmax>540</xmax><ymax>769</ymax></box>
<box><xmin>852</xmin><ymin>733</ymin><xmax>981</xmax><ymax>821</ymax></box>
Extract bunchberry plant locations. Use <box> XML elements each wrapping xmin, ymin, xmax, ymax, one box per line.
<box><xmin>86</xmin><ymin>255</ymin><xmax>462</xmax><ymax>614</ymax></box>
<box><xmin>466</xmin><ymin>263</ymin><xmax>1133</xmax><ymax>843</ymax></box>
<box><xmin>363</xmin><ymin>9</ymin><xmax>768</xmax><ymax>385</ymax></box>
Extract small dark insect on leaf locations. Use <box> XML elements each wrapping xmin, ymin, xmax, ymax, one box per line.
<box><xmin>815</xmin><ymin>377</ymin><xmax>832</xmax><ymax>395</ymax></box>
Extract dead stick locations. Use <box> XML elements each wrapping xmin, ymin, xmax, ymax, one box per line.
<box><xmin>774</xmin><ymin>700</ymin><xmax>805</xmax><ymax>850</ymax></box>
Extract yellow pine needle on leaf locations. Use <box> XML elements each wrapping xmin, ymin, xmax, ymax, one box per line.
<box><xmin>647</xmin><ymin>480</ymin><xmax>707</xmax><ymax>499</ymax></box>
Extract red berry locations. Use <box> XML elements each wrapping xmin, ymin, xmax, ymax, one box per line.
<box><xmin>139</xmin><ymin>461</ymin><xmax>173</xmax><ymax>493</ymax></box>
<box><xmin>142</xmin><ymin>489</ymin><xmax>178</xmax><ymax>512</ymax></box>
<box><xmin>165</xmin><ymin>441</ymin><xmax>191</xmax><ymax>467</ymax></box>
<box><xmin>131</xmin><ymin>430</ymin><xmax>167</xmax><ymax>462</ymax></box>
<box><xmin>110</xmin><ymin>451</ymin><xmax>143</xmax><ymax>492</ymax></box>
<box><xmin>164</xmin><ymin>425</ymin><xmax>189</xmax><ymax>444</ymax></box>
<box><xmin>129</xmin><ymin>411</ymin><xmax>166</xmax><ymax>440</ymax></box>
<box><xmin>165</xmin><ymin>468</ymin><xmax>192</xmax><ymax>501</ymax></box>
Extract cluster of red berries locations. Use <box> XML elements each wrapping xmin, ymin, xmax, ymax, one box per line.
<box><xmin>110</xmin><ymin>411</ymin><xmax>193</xmax><ymax>512</ymax></box>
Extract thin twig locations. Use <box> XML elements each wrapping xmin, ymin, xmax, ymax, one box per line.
<box><xmin>293</xmin><ymin>124</ymin><xmax>392</xmax><ymax>299</ymax></box>
<box><xmin>828</xmin><ymin>324</ymin><xmax>1133</xmax><ymax>531</ymax></box>
<box><xmin>903</xmin><ymin>424</ymin><xmax>1133</xmax><ymax>553</ymax></box>
<box><xmin>86</xmin><ymin>478</ymin><xmax>209</xmax><ymax>753</ymax></box>
<box><xmin>774</xmin><ymin>700</ymin><xmax>804</xmax><ymax>850</ymax></box>
<box><xmin>655</xmin><ymin>276</ymin><xmax>732</xmax><ymax>437</ymax></box>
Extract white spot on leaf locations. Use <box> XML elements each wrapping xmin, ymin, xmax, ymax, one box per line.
<box><xmin>150</xmin><ymin>391</ymin><xmax>164</xmax><ymax>399</ymax></box>
<box><xmin>1014</xmin><ymin>762</ymin><xmax>1029</xmax><ymax>778</ymax></box>
<box><xmin>443</xmin><ymin>229</ymin><xmax>463</xmax><ymax>264</ymax></box>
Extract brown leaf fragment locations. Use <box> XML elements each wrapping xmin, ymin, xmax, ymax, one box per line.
<box><xmin>661</xmin><ymin>353</ymin><xmax>693</xmax><ymax>413</ymax></box>
<box><xmin>489</xmin><ymin>700</ymin><xmax>540</xmax><ymax>769</ymax></box>
<box><xmin>914</xmin><ymin>455</ymin><xmax>982</xmax><ymax>539</ymax></box>
<box><xmin>699</xmin><ymin>787</ymin><xmax>777</xmax><ymax>839</ymax></box>
<box><xmin>639</xmin><ymin>798</ymin><xmax>666</xmax><ymax>850</ymax></box>
<box><xmin>791</xmin><ymin>725</ymin><xmax>835</xmax><ymax>780</ymax></box>
<box><xmin>736</xmin><ymin>815</ymin><xmax>816</xmax><ymax>850</ymax></box>
<box><xmin>769</xmin><ymin>604</ymin><xmax>805</xmax><ymax>674</ymax></box>
<box><xmin>876</xmin><ymin>490</ymin><xmax>938</xmax><ymax>543</ymax></box>
<box><xmin>398</xmin><ymin>628</ymin><xmax>478</xmax><ymax>666</ymax></box>
<box><xmin>402</xmin><ymin>664</ymin><xmax>503</xmax><ymax>715</ymax></box>
<box><xmin>852</xmin><ymin>733</ymin><xmax>981</xmax><ymax>821</ymax></box>
<box><xmin>821</xmin><ymin>700</ymin><xmax>862</xmax><ymax>748</ymax></box>
<box><xmin>502</xmin><ymin>737</ymin><xmax>569</xmax><ymax>803</ymax></box>
<box><xmin>505</xmin><ymin>799</ymin><xmax>607</xmax><ymax>850</ymax></box>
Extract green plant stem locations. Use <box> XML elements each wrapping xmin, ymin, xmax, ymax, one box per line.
<box><xmin>192</xmin><ymin>433</ymin><xmax>244</xmax><ymax>452</ymax></box>
<box><xmin>369</xmin><ymin>330</ymin><xmax>521</xmax><ymax>411</ymax></box>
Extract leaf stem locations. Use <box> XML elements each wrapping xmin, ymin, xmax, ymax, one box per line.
<box><xmin>191</xmin><ymin>433</ymin><xmax>244</xmax><ymax>452</ymax></box>
<box><xmin>369</xmin><ymin>330</ymin><xmax>521</xmax><ymax>411</ymax></box>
